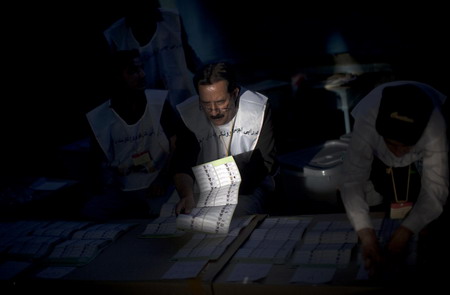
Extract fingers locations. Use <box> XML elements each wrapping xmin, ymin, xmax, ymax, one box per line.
<box><xmin>361</xmin><ymin>241</ymin><xmax>383</xmax><ymax>278</ymax></box>
<box><xmin>183</xmin><ymin>200</ymin><xmax>193</xmax><ymax>214</ymax></box>
<box><xmin>175</xmin><ymin>200</ymin><xmax>184</xmax><ymax>216</ymax></box>
<box><xmin>175</xmin><ymin>199</ymin><xmax>192</xmax><ymax>216</ymax></box>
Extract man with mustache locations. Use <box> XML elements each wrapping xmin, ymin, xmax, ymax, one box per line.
<box><xmin>172</xmin><ymin>62</ymin><xmax>278</xmax><ymax>217</ymax></box>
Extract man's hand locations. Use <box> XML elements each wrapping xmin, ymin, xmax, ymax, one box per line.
<box><xmin>387</xmin><ymin>225</ymin><xmax>413</xmax><ymax>255</ymax></box>
<box><xmin>385</xmin><ymin>225</ymin><xmax>413</xmax><ymax>273</ymax></box>
<box><xmin>357</xmin><ymin>228</ymin><xmax>383</xmax><ymax>278</ymax></box>
<box><xmin>175</xmin><ymin>195</ymin><xmax>195</xmax><ymax>215</ymax></box>
<box><xmin>174</xmin><ymin>173</ymin><xmax>195</xmax><ymax>215</ymax></box>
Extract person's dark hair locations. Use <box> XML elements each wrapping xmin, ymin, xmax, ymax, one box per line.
<box><xmin>193</xmin><ymin>62</ymin><xmax>238</xmax><ymax>94</ymax></box>
<box><xmin>124</xmin><ymin>0</ymin><xmax>162</xmax><ymax>25</ymax></box>
<box><xmin>375</xmin><ymin>84</ymin><xmax>434</xmax><ymax>146</ymax></box>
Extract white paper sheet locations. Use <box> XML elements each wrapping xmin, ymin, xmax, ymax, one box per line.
<box><xmin>290</xmin><ymin>266</ymin><xmax>336</xmax><ymax>284</ymax></box>
<box><xmin>161</xmin><ymin>260</ymin><xmax>208</xmax><ymax>279</ymax></box>
<box><xmin>177</xmin><ymin>156</ymin><xmax>241</xmax><ymax>234</ymax></box>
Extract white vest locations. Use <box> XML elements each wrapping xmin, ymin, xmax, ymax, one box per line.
<box><xmin>104</xmin><ymin>8</ymin><xmax>195</xmax><ymax>107</ymax></box>
<box><xmin>177</xmin><ymin>89</ymin><xmax>267</xmax><ymax>164</ymax></box>
<box><xmin>86</xmin><ymin>90</ymin><xmax>170</xmax><ymax>191</ymax></box>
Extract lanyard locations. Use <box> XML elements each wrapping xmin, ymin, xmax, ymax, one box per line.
<box><xmin>387</xmin><ymin>164</ymin><xmax>411</xmax><ymax>203</ymax></box>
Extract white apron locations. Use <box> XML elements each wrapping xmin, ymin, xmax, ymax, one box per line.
<box><xmin>177</xmin><ymin>88</ymin><xmax>267</xmax><ymax>164</ymax></box>
<box><xmin>86</xmin><ymin>90</ymin><xmax>170</xmax><ymax>191</ymax></box>
<box><xmin>104</xmin><ymin>9</ymin><xmax>195</xmax><ymax>107</ymax></box>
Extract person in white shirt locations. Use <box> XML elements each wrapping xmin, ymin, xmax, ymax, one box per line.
<box><xmin>173</xmin><ymin>62</ymin><xmax>278</xmax><ymax>217</ymax></box>
<box><xmin>83</xmin><ymin>49</ymin><xmax>178</xmax><ymax>221</ymax></box>
<box><xmin>103</xmin><ymin>0</ymin><xmax>200</xmax><ymax>108</ymax></box>
<box><xmin>339</xmin><ymin>81</ymin><xmax>448</xmax><ymax>277</ymax></box>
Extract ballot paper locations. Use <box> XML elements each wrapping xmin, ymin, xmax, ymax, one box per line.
<box><xmin>141</xmin><ymin>191</ymin><xmax>184</xmax><ymax>238</ymax></box>
<box><xmin>290</xmin><ymin>220</ymin><xmax>357</xmax><ymax>266</ymax></box>
<box><xmin>177</xmin><ymin>156</ymin><xmax>241</xmax><ymax>235</ymax></box>
<box><xmin>161</xmin><ymin>260</ymin><xmax>208</xmax><ymax>279</ymax></box>
<box><xmin>290</xmin><ymin>266</ymin><xmax>336</xmax><ymax>284</ymax></box>
<box><xmin>232</xmin><ymin>217</ymin><xmax>311</xmax><ymax>264</ymax></box>
<box><xmin>172</xmin><ymin>215</ymin><xmax>254</xmax><ymax>261</ymax></box>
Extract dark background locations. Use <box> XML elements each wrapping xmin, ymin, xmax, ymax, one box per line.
<box><xmin>2</xmin><ymin>0</ymin><xmax>448</xmax><ymax>180</ymax></box>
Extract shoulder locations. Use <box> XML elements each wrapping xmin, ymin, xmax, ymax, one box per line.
<box><xmin>159</xmin><ymin>8</ymin><xmax>181</xmax><ymax>28</ymax></box>
<box><xmin>145</xmin><ymin>89</ymin><xmax>169</xmax><ymax>105</ymax></box>
<box><xmin>87</xmin><ymin>100</ymin><xmax>111</xmax><ymax>118</ymax></box>
<box><xmin>240</xmin><ymin>89</ymin><xmax>268</xmax><ymax>106</ymax></box>
<box><xmin>104</xmin><ymin>17</ymin><xmax>126</xmax><ymax>34</ymax></box>
<box><xmin>176</xmin><ymin>95</ymin><xmax>199</xmax><ymax>113</ymax></box>
<box><xmin>419</xmin><ymin>108</ymin><xmax>448</xmax><ymax>147</ymax></box>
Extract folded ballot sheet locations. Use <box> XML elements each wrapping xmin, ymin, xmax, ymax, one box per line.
<box><xmin>176</xmin><ymin>156</ymin><xmax>241</xmax><ymax>235</ymax></box>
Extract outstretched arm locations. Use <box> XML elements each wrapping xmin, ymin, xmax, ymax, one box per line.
<box><xmin>174</xmin><ymin>173</ymin><xmax>196</xmax><ymax>215</ymax></box>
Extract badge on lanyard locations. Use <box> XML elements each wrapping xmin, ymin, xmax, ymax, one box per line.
<box><xmin>132</xmin><ymin>151</ymin><xmax>155</xmax><ymax>172</ymax></box>
<box><xmin>387</xmin><ymin>165</ymin><xmax>413</xmax><ymax>219</ymax></box>
<box><xmin>390</xmin><ymin>202</ymin><xmax>413</xmax><ymax>219</ymax></box>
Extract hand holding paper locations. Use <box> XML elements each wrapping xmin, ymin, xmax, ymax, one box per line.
<box><xmin>176</xmin><ymin>156</ymin><xmax>241</xmax><ymax>234</ymax></box>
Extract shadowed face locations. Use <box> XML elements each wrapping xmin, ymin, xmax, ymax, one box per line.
<box><xmin>384</xmin><ymin>138</ymin><xmax>413</xmax><ymax>157</ymax></box>
<box><xmin>122</xmin><ymin>57</ymin><xmax>146</xmax><ymax>90</ymax></box>
<box><xmin>198</xmin><ymin>80</ymin><xmax>239</xmax><ymax>126</ymax></box>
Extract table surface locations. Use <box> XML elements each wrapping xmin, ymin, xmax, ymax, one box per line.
<box><xmin>1</xmin><ymin>212</ymin><xmax>439</xmax><ymax>295</ymax></box>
